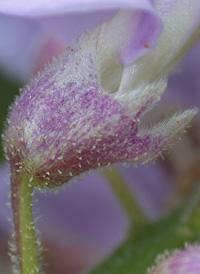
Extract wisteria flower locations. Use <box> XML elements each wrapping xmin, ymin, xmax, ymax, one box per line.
<box><xmin>1</xmin><ymin>0</ymin><xmax>200</xmax><ymax>274</ymax></box>
<box><xmin>4</xmin><ymin>1</ymin><xmax>200</xmax><ymax>187</ymax></box>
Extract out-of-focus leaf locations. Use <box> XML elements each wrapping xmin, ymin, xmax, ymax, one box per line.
<box><xmin>0</xmin><ymin>73</ymin><xmax>19</xmax><ymax>160</ymax></box>
<box><xmin>91</xmin><ymin>188</ymin><xmax>200</xmax><ymax>274</ymax></box>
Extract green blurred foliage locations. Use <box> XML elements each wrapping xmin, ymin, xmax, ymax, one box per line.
<box><xmin>91</xmin><ymin>188</ymin><xmax>200</xmax><ymax>274</ymax></box>
<box><xmin>0</xmin><ymin>73</ymin><xmax>19</xmax><ymax>160</ymax></box>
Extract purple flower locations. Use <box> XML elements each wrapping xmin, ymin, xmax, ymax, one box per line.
<box><xmin>4</xmin><ymin>1</ymin><xmax>200</xmax><ymax>188</ymax></box>
<box><xmin>1</xmin><ymin>1</ymin><xmax>200</xmax><ymax>273</ymax></box>
<box><xmin>149</xmin><ymin>245</ymin><xmax>200</xmax><ymax>274</ymax></box>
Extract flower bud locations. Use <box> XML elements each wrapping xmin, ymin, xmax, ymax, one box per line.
<box><xmin>4</xmin><ymin>2</ymin><xmax>200</xmax><ymax>188</ymax></box>
<box><xmin>149</xmin><ymin>245</ymin><xmax>200</xmax><ymax>274</ymax></box>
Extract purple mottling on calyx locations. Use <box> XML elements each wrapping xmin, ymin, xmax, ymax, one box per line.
<box><xmin>150</xmin><ymin>246</ymin><xmax>200</xmax><ymax>274</ymax></box>
<box><xmin>4</xmin><ymin>25</ymin><xmax>190</xmax><ymax>187</ymax></box>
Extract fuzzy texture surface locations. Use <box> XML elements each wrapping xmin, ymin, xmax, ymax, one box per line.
<box><xmin>150</xmin><ymin>246</ymin><xmax>200</xmax><ymax>274</ymax></box>
<box><xmin>4</xmin><ymin>3</ymin><xmax>200</xmax><ymax>187</ymax></box>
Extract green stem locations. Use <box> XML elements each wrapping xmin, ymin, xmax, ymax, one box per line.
<box><xmin>11</xmin><ymin>169</ymin><xmax>40</xmax><ymax>274</ymax></box>
<box><xmin>102</xmin><ymin>166</ymin><xmax>148</xmax><ymax>226</ymax></box>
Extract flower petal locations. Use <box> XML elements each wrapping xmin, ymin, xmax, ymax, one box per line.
<box><xmin>94</xmin><ymin>8</ymin><xmax>162</xmax><ymax>67</ymax></box>
<box><xmin>0</xmin><ymin>162</ymin><xmax>128</xmax><ymax>272</ymax></box>
<box><xmin>119</xmin><ymin>162</ymin><xmax>172</xmax><ymax>220</ymax></box>
<box><xmin>0</xmin><ymin>14</ymin><xmax>44</xmax><ymax>81</ymax></box>
<box><xmin>36</xmin><ymin>172</ymin><xmax>128</xmax><ymax>254</ymax></box>
<box><xmin>0</xmin><ymin>0</ymin><xmax>158</xmax><ymax>17</ymax></box>
<box><xmin>0</xmin><ymin>1</ymin><xmax>162</xmax><ymax>81</ymax></box>
<box><xmin>154</xmin><ymin>0</ymin><xmax>200</xmax><ymax>75</ymax></box>
<box><xmin>37</xmin><ymin>10</ymin><xmax>117</xmax><ymax>44</ymax></box>
<box><xmin>128</xmin><ymin>0</ymin><xmax>200</xmax><ymax>87</ymax></box>
<box><xmin>0</xmin><ymin>165</ymin><xmax>11</xmax><ymax>231</ymax></box>
<box><xmin>165</xmin><ymin>39</ymin><xmax>200</xmax><ymax>108</ymax></box>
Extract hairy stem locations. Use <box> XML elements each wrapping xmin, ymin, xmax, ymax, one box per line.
<box><xmin>102</xmin><ymin>166</ymin><xmax>148</xmax><ymax>226</ymax></box>
<box><xmin>11</xmin><ymin>169</ymin><xmax>40</xmax><ymax>274</ymax></box>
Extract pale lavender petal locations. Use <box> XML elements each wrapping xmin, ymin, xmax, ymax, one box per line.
<box><xmin>0</xmin><ymin>0</ymin><xmax>162</xmax><ymax>81</ymax></box>
<box><xmin>0</xmin><ymin>11</ymin><xmax>116</xmax><ymax>81</ymax></box>
<box><xmin>0</xmin><ymin>163</ymin><xmax>127</xmax><ymax>244</ymax></box>
<box><xmin>134</xmin><ymin>0</ymin><xmax>200</xmax><ymax>81</ymax></box>
<box><xmin>36</xmin><ymin>173</ymin><xmax>128</xmax><ymax>256</ymax></box>
<box><xmin>117</xmin><ymin>11</ymin><xmax>162</xmax><ymax>66</ymax></box>
<box><xmin>93</xmin><ymin>9</ymin><xmax>162</xmax><ymax>67</ymax></box>
<box><xmin>0</xmin><ymin>0</ymin><xmax>157</xmax><ymax>17</ymax></box>
<box><xmin>0</xmin><ymin>164</ymin><xmax>11</xmax><ymax>231</ymax></box>
<box><xmin>0</xmin><ymin>166</ymin><xmax>12</xmax><ymax>274</ymax></box>
<box><xmin>0</xmin><ymin>162</ymin><xmax>128</xmax><ymax>272</ymax></box>
<box><xmin>37</xmin><ymin>10</ymin><xmax>117</xmax><ymax>44</ymax></box>
<box><xmin>164</xmin><ymin>40</ymin><xmax>200</xmax><ymax>107</ymax></box>
<box><xmin>0</xmin><ymin>14</ymin><xmax>64</xmax><ymax>81</ymax></box>
<box><xmin>35</xmin><ymin>173</ymin><xmax>128</xmax><ymax>272</ymax></box>
<box><xmin>119</xmin><ymin>162</ymin><xmax>173</xmax><ymax>220</ymax></box>
<box><xmin>150</xmin><ymin>245</ymin><xmax>200</xmax><ymax>274</ymax></box>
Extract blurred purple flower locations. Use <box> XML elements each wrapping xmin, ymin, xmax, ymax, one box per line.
<box><xmin>0</xmin><ymin>160</ymin><xmax>172</xmax><ymax>273</ymax></box>
<box><xmin>0</xmin><ymin>0</ymin><xmax>155</xmax><ymax>82</ymax></box>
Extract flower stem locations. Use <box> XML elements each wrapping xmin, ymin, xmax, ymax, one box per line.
<box><xmin>102</xmin><ymin>166</ymin><xmax>148</xmax><ymax>226</ymax></box>
<box><xmin>11</xmin><ymin>169</ymin><xmax>40</xmax><ymax>274</ymax></box>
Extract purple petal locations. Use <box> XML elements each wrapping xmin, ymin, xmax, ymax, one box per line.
<box><xmin>137</xmin><ymin>0</ymin><xmax>200</xmax><ymax>80</ymax></box>
<box><xmin>93</xmin><ymin>9</ymin><xmax>162</xmax><ymax>67</ymax></box>
<box><xmin>37</xmin><ymin>10</ymin><xmax>117</xmax><ymax>44</ymax></box>
<box><xmin>0</xmin><ymin>1</ymin><xmax>162</xmax><ymax>81</ymax></box>
<box><xmin>35</xmin><ymin>173</ymin><xmax>128</xmax><ymax>272</ymax></box>
<box><xmin>0</xmin><ymin>11</ymin><xmax>116</xmax><ymax>81</ymax></box>
<box><xmin>36</xmin><ymin>172</ymin><xmax>128</xmax><ymax>255</ymax></box>
<box><xmin>0</xmin><ymin>162</ymin><xmax>128</xmax><ymax>271</ymax></box>
<box><xmin>0</xmin><ymin>0</ymin><xmax>158</xmax><ymax>17</ymax></box>
<box><xmin>164</xmin><ymin>39</ymin><xmax>200</xmax><ymax>108</ymax></box>
<box><xmin>119</xmin><ymin>162</ymin><xmax>173</xmax><ymax>220</ymax></box>
<box><xmin>0</xmin><ymin>165</ymin><xmax>12</xmax><ymax>231</ymax></box>
<box><xmin>117</xmin><ymin>11</ymin><xmax>162</xmax><ymax>66</ymax></box>
<box><xmin>0</xmin><ymin>14</ymin><xmax>44</xmax><ymax>81</ymax></box>
<box><xmin>0</xmin><ymin>14</ymin><xmax>65</xmax><ymax>81</ymax></box>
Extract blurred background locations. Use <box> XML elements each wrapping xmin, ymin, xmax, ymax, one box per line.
<box><xmin>1</xmin><ymin>8</ymin><xmax>200</xmax><ymax>274</ymax></box>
